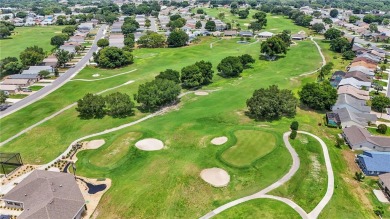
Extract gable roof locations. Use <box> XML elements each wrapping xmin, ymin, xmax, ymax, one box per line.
<box><xmin>338</xmin><ymin>78</ymin><xmax>371</xmax><ymax>89</ymax></box>
<box><xmin>350</xmin><ymin>61</ymin><xmax>377</xmax><ymax>70</ymax></box>
<box><xmin>344</xmin><ymin>125</ymin><xmax>390</xmax><ymax>148</ymax></box>
<box><xmin>352</xmin><ymin>57</ymin><xmax>379</xmax><ymax>64</ymax></box>
<box><xmin>2</xmin><ymin>79</ymin><xmax>30</xmax><ymax>85</ymax></box>
<box><xmin>379</xmin><ymin>173</ymin><xmax>390</xmax><ymax>188</ymax></box>
<box><xmin>358</xmin><ymin>151</ymin><xmax>390</xmax><ymax>172</ymax></box>
<box><xmin>337</xmin><ymin>85</ymin><xmax>370</xmax><ymax>100</ymax></box>
<box><xmin>333</xmin><ymin>108</ymin><xmax>377</xmax><ymax>128</ymax></box>
<box><xmin>345</xmin><ymin>71</ymin><xmax>372</xmax><ymax>82</ymax></box>
<box><xmin>8</xmin><ymin>74</ymin><xmax>40</xmax><ymax>79</ymax></box>
<box><xmin>348</xmin><ymin>66</ymin><xmax>375</xmax><ymax>76</ymax></box>
<box><xmin>3</xmin><ymin>170</ymin><xmax>85</xmax><ymax>219</ymax></box>
<box><xmin>332</xmin><ymin>93</ymin><xmax>370</xmax><ymax>113</ymax></box>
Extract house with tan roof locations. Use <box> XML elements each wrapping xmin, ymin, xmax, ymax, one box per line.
<box><xmin>350</xmin><ymin>60</ymin><xmax>377</xmax><ymax>71</ymax></box>
<box><xmin>343</xmin><ymin>125</ymin><xmax>390</xmax><ymax>151</ymax></box>
<box><xmin>345</xmin><ymin>71</ymin><xmax>372</xmax><ymax>82</ymax></box>
<box><xmin>2</xmin><ymin>170</ymin><xmax>86</xmax><ymax>219</ymax></box>
<box><xmin>337</xmin><ymin>85</ymin><xmax>370</xmax><ymax>100</ymax></box>
<box><xmin>2</xmin><ymin>79</ymin><xmax>33</xmax><ymax>87</ymax></box>
<box><xmin>379</xmin><ymin>173</ymin><xmax>390</xmax><ymax>201</ymax></box>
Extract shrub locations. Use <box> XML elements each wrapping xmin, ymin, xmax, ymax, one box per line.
<box><xmin>377</xmin><ymin>124</ymin><xmax>388</xmax><ymax>134</ymax></box>
<box><xmin>290</xmin><ymin>121</ymin><xmax>299</xmax><ymax>130</ymax></box>
<box><xmin>290</xmin><ymin>130</ymin><xmax>297</xmax><ymax>139</ymax></box>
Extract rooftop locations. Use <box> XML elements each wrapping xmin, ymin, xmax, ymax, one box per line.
<box><xmin>358</xmin><ymin>151</ymin><xmax>390</xmax><ymax>173</ymax></box>
<box><xmin>2</xmin><ymin>170</ymin><xmax>85</xmax><ymax>219</ymax></box>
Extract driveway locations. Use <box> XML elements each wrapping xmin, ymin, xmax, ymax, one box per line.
<box><xmin>0</xmin><ymin>24</ymin><xmax>107</xmax><ymax>119</ymax></box>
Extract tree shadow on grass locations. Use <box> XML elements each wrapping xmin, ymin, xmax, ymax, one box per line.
<box><xmin>258</xmin><ymin>54</ymin><xmax>287</xmax><ymax>61</ymax></box>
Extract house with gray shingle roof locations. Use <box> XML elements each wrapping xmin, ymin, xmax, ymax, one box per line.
<box><xmin>343</xmin><ymin>125</ymin><xmax>390</xmax><ymax>151</ymax></box>
<box><xmin>348</xmin><ymin>66</ymin><xmax>375</xmax><ymax>77</ymax></box>
<box><xmin>331</xmin><ymin>107</ymin><xmax>377</xmax><ymax>128</ymax></box>
<box><xmin>338</xmin><ymin>78</ymin><xmax>371</xmax><ymax>89</ymax></box>
<box><xmin>332</xmin><ymin>94</ymin><xmax>371</xmax><ymax>114</ymax></box>
<box><xmin>2</xmin><ymin>170</ymin><xmax>86</xmax><ymax>219</ymax></box>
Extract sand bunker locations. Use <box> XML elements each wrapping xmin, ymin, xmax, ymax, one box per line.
<box><xmin>92</xmin><ymin>74</ymin><xmax>100</xmax><ymax>77</ymax></box>
<box><xmin>87</xmin><ymin>140</ymin><xmax>105</xmax><ymax>149</ymax></box>
<box><xmin>200</xmin><ymin>168</ymin><xmax>230</xmax><ymax>187</ymax></box>
<box><xmin>195</xmin><ymin>91</ymin><xmax>209</xmax><ymax>96</ymax></box>
<box><xmin>211</xmin><ymin>136</ymin><xmax>228</xmax><ymax>145</ymax></box>
<box><xmin>135</xmin><ymin>138</ymin><xmax>164</xmax><ymax>151</ymax></box>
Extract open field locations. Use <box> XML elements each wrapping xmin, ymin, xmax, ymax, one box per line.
<box><xmin>194</xmin><ymin>7</ymin><xmax>310</xmax><ymax>34</ymax></box>
<box><xmin>0</xmin><ymin>15</ymin><xmax>384</xmax><ymax>218</ymax></box>
<box><xmin>271</xmin><ymin>133</ymin><xmax>327</xmax><ymax>212</ymax></box>
<box><xmin>213</xmin><ymin>198</ymin><xmax>301</xmax><ymax>219</ymax></box>
<box><xmin>221</xmin><ymin>130</ymin><xmax>277</xmax><ymax>167</ymax></box>
<box><xmin>0</xmin><ymin>26</ymin><xmax>63</xmax><ymax>59</ymax></box>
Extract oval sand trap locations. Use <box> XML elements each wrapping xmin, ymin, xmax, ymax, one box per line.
<box><xmin>87</xmin><ymin>139</ymin><xmax>105</xmax><ymax>149</ymax></box>
<box><xmin>211</xmin><ymin>136</ymin><xmax>228</xmax><ymax>145</ymax></box>
<box><xmin>135</xmin><ymin>138</ymin><xmax>164</xmax><ymax>151</ymax></box>
<box><xmin>195</xmin><ymin>91</ymin><xmax>209</xmax><ymax>96</ymax></box>
<box><xmin>200</xmin><ymin>168</ymin><xmax>230</xmax><ymax>187</ymax></box>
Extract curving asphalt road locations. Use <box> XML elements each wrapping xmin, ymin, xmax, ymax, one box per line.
<box><xmin>0</xmin><ymin>24</ymin><xmax>107</xmax><ymax>119</ymax></box>
<box><xmin>200</xmin><ymin>131</ymin><xmax>334</xmax><ymax>219</ymax></box>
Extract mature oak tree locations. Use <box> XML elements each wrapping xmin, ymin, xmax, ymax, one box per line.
<box><xmin>299</xmin><ymin>81</ymin><xmax>337</xmax><ymax>110</ymax></box>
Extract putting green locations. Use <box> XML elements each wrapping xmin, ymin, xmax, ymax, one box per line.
<box><xmin>221</xmin><ymin>130</ymin><xmax>277</xmax><ymax>167</ymax></box>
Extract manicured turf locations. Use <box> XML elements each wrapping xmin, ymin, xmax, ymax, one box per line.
<box><xmin>8</xmin><ymin>94</ymin><xmax>28</xmax><ymax>99</ymax></box>
<box><xmin>88</xmin><ymin>132</ymin><xmax>142</xmax><ymax>168</ymax></box>
<box><xmin>367</xmin><ymin>127</ymin><xmax>390</xmax><ymax>136</ymax></box>
<box><xmin>0</xmin><ymin>15</ymin><xmax>380</xmax><ymax>218</ymax></box>
<box><xmin>213</xmin><ymin>198</ymin><xmax>301</xmax><ymax>219</ymax></box>
<box><xmin>271</xmin><ymin>133</ymin><xmax>327</xmax><ymax>212</ymax></box>
<box><xmin>0</xmin><ymin>26</ymin><xmax>63</xmax><ymax>59</ymax></box>
<box><xmin>221</xmin><ymin>130</ymin><xmax>277</xmax><ymax>167</ymax></box>
<box><xmin>195</xmin><ymin>7</ymin><xmax>310</xmax><ymax>34</ymax></box>
<box><xmin>28</xmin><ymin>86</ymin><xmax>45</xmax><ymax>91</ymax></box>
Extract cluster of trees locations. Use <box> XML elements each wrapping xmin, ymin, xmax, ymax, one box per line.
<box><xmin>55</xmin><ymin>49</ymin><xmax>74</xmax><ymax>67</ymax></box>
<box><xmin>205</xmin><ymin>20</ymin><xmax>216</xmax><ymax>31</ymax></box>
<box><xmin>290</xmin><ymin>121</ymin><xmax>299</xmax><ymax>139</ymax></box>
<box><xmin>246</xmin><ymin>85</ymin><xmax>298</xmax><ymax>120</ymax></box>
<box><xmin>94</xmin><ymin>46</ymin><xmax>133</xmax><ymax>68</ymax></box>
<box><xmin>121</xmin><ymin>2</ymin><xmax>160</xmax><ymax>16</ymax></box>
<box><xmin>134</xmin><ymin>77</ymin><xmax>181</xmax><ymax>111</ymax></box>
<box><xmin>217</xmin><ymin>54</ymin><xmax>255</xmax><ymax>77</ymax></box>
<box><xmin>121</xmin><ymin>17</ymin><xmax>140</xmax><ymax>36</ymax></box>
<box><xmin>0</xmin><ymin>21</ymin><xmax>15</xmax><ymax>39</ymax></box>
<box><xmin>371</xmin><ymin>96</ymin><xmax>390</xmax><ymax>114</ymax></box>
<box><xmin>317</xmin><ymin>62</ymin><xmax>334</xmax><ymax>81</ymax></box>
<box><xmin>260</xmin><ymin>30</ymin><xmax>292</xmax><ymax>59</ymax></box>
<box><xmin>50</xmin><ymin>34</ymin><xmax>69</xmax><ymax>47</ymax></box>
<box><xmin>138</xmin><ymin>31</ymin><xmax>166</xmax><ymax>48</ymax></box>
<box><xmin>181</xmin><ymin>61</ymin><xmax>214</xmax><ymax>88</ymax></box>
<box><xmin>167</xmin><ymin>29</ymin><xmax>189</xmax><ymax>47</ymax></box>
<box><xmin>299</xmin><ymin>81</ymin><xmax>338</xmax><ymax>110</ymax></box>
<box><xmin>249</xmin><ymin>12</ymin><xmax>267</xmax><ymax>33</ymax></box>
<box><xmin>167</xmin><ymin>14</ymin><xmax>187</xmax><ymax>30</ymax></box>
<box><xmin>0</xmin><ymin>57</ymin><xmax>23</xmax><ymax>77</ymax></box>
<box><xmin>76</xmin><ymin>92</ymin><xmax>135</xmax><ymax>119</ymax></box>
<box><xmin>324</xmin><ymin>28</ymin><xmax>353</xmax><ymax>55</ymax></box>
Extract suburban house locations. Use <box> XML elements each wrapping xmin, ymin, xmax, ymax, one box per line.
<box><xmin>42</xmin><ymin>55</ymin><xmax>59</xmax><ymax>67</ymax></box>
<box><xmin>291</xmin><ymin>33</ymin><xmax>307</xmax><ymax>40</ymax></box>
<box><xmin>59</xmin><ymin>45</ymin><xmax>76</xmax><ymax>54</ymax></box>
<box><xmin>0</xmin><ymin>84</ymin><xmax>20</xmax><ymax>94</ymax></box>
<box><xmin>331</xmin><ymin>107</ymin><xmax>377</xmax><ymax>128</ymax></box>
<box><xmin>224</xmin><ymin>30</ymin><xmax>237</xmax><ymax>36</ymax></box>
<box><xmin>2</xmin><ymin>79</ymin><xmax>33</xmax><ymax>87</ymax></box>
<box><xmin>111</xmin><ymin>21</ymin><xmax>123</xmax><ymax>33</ymax></box>
<box><xmin>351</xmin><ymin>57</ymin><xmax>379</xmax><ymax>65</ymax></box>
<box><xmin>78</xmin><ymin>22</ymin><xmax>94</xmax><ymax>32</ymax></box>
<box><xmin>258</xmin><ymin>31</ymin><xmax>274</xmax><ymax>38</ymax></box>
<box><xmin>357</xmin><ymin>151</ymin><xmax>390</xmax><ymax>175</ymax></box>
<box><xmin>345</xmin><ymin>71</ymin><xmax>372</xmax><ymax>82</ymax></box>
<box><xmin>338</xmin><ymin>78</ymin><xmax>371</xmax><ymax>89</ymax></box>
<box><xmin>8</xmin><ymin>74</ymin><xmax>40</xmax><ymax>82</ymax></box>
<box><xmin>29</xmin><ymin>66</ymin><xmax>54</xmax><ymax>73</ymax></box>
<box><xmin>337</xmin><ymin>85</ymin><xmax>370</xmax><ymax>100</ymax></box>
<box><xmin>348</xmin><ymin>66</ymin><xmax>374</xmax><ymax>77</ymax></box>
<box><xmin>350</xmin><ymin>60</ymin><xmax>377</xmax><ymax>71</ymax></box>
<box><xmin>109</xmin><ymin>34</ymin><xmax>125</xmax><ymax>48</ymax></box>
<box><xmin>332</xmin><ymin>93</ymin><xmax>371</xmax><ymax>114</ymax></box>
<box><xmin>330</xmin><ymin>70</ymin><xmax>346</xmax><ymax>87</ymax></box>
<box><xmin>239</xmin><ymin>31</ymin><xmax>253</xmax><ymax>37</ymax></box>
<box><xmin>343</xmin><ymin>125</ymin><xmax>390</xmax><ymax>151</ymax></box>
<box><xmin>357</xmin><ymin>52</ymin><xmax>382</xmax><ymax>63</ymax></box>
<box><xmin>379</xmin><ymin>173</ymin><xmax>390</xmax><ymax>201</ymax></box>
<box><xmin>1</xmin><ymin>170</ymin><xmax>86</xmax><ymax>219</ymax></box>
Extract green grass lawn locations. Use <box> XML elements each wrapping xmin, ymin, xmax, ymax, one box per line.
<box><xmin>195</xmin><ymin>7</ymin><xmax>309</xmax><ymax>34</ymax></box>
<box><xmin>0</xmin><ymin>14</ymin><xmax>381</xmax><ymax>219</ymax></box>
<box><xmin>213</xmin><ymin>198</ymin><xmax>301</xmax><ymax>219</ymax></box>
<box><xmin>367</xmin><ymin>127</ymin><xmax>390</xmax><ymax>136</ymax></box>
<box><xmin>8</xmin><ymin>94</ymin><xmax>28</xmax><ymax>99</ymax></box>
<box><xmin>221</xmin><ymin>130</ymin><xmax>277</xmax><ymax>167</ymax></box>
<box><xmin>0</xmin><ymin>26</ymin><xmax>63</xmax><ymax>59</ymax></box>
<box><xmin>28</xmin><ymin>85</ymin><xmax>45</xmax><ymax>91</ymax></box>
<box><xmin>271</xmin><ymin>133</ymin><xmax>327</xmax><ymax>212</ymax></box>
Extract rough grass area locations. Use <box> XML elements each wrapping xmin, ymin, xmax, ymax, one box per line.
<box><xmin>0</xmin><ymin>26</ymin><xmax>63</xmax><ymax>59</ymax></box>
<box><xmin>221</xmin><ymin>130</ymin><xmax>277</xmax><ymax>167</ymax></box>
<box><xmin>213</xmin><ymin>198</ymin><xmax>301</xmax><ymax>219</ymax></box>
<box><xmin>271</xmin><ymin>133</ymin><xmax>327</xmax><ymax>212</ymax></box>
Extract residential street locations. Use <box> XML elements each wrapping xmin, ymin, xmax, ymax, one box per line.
<box><xmin>0</xmin><ymin>24</ymin><xmax>107</xmax><ymax>119</ymax></box>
